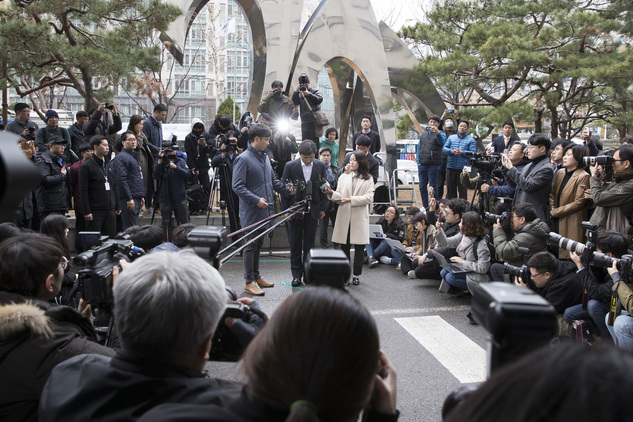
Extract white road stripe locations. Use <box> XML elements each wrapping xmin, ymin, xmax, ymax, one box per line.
<box><xmin>371</xmin><ymin>305</ymin><xmax>470</xmax><ymax>316</ymax></box>
<box><xmin>396</xmin><ymin>315</ymin><xmax>486</xmax><ymax>383</ymax></box>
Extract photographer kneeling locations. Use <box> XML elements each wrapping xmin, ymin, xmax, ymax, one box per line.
<box><xmin>490</xmin><ymin>203</ymin><xmax>549</xmax><ymax>282</ymax></box>
<box><xmin>39</xmin><ymin>251</ymin><xmax>242</xmax><ymax>421</ymax></box>
<box><xmin>564</xmin><ymin>230</ymin><xmax>629</xmax><ymax>342</ymax></box>
<box><xmin>0</xmin><ymin>234</ymin><xmax>114</xmax><ymax>421</ymax></box>
<box><xmin>605</xmin><ymin>258</ymin><xmax>633</xmax><ymax>351</ymax></box>
<box><xmin>514</xmin><ymin>252</ymin><xmax>582</xmax><ymax>315</ymax></box>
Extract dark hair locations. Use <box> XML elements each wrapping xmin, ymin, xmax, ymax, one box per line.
<box><xmin>527</xmin><ymin>251</ymin><xmax>558</xmax><ymax>273</ymax></box>
<box><xmin>355</xmin><ymin>134</ymin><xmax>372</xmax><ymax>148</ymax></box>
<box><xmin>428</xmin><ymin>114</ymin><xmax>441</xmax><ymax>124</ymax></box>
<box><xmin>171</xmin><ymin>223</ymin><xmax>197</xmax><ymax>248</ymax></box>
<box><xmin>552</xmin><ymin>138</ymin><xmax>572</xmax><ymax>151</ymax></box>
<box><xmin>361</xmin><ymin>114</ymin><xmax>372</xmax><ymax>123</ymax></box>
<box><xmin>412</xmin><ymin>211</ymin><xmax>430</xmax><ymax>227</ymax></box>
<box><xmin>616</xmin><ymin>144</ymin><xmax>633</xmax><ymax>166</ymax></box>
<box><xmin>0</xmin><ymin>222</ymin><xmax>20</xmax><ymax>244</ymax></box>
<box><xmin>325</xmin><ymin>127</ymin><xmax>338</xmax><ymax>139</ymax></box>
<box><xmin>318</xmin><ymin>146</ymin><xmax>332</xmax><ymax>156</ymax></box>
<box><xmin>445</xmin><ymin>344</ymin><xmax>633</xmax><ymax>422</ymax></box>
<box><xmin>405</xmin><ymin>206</ymin><xmax>420</xmax><ymax>217</ymax></box>
<box><xmin>14</xmin><ymin>102</ymin><xmax>29</xmax><ymax>113</ymax></box>
<box><xmin>512</xmin><ymin>203</ymin><xmax>537</xmax><ymax>223</ymax></box>
<box><xmin>596</xmin><ymin>230</ymin><xmax>629</xmax><ymax>258</ymax></box>
<box><xmin>249</xmin><ymin>122</ymin><xmax>272</xmax><ymax>141</ymax></box>
<box><xmin>351</xmin><ymin>150</ymin><xmax>371</xmax><ymax>180</ymax></box>
<box><xmin>459</xmin><ymin>120</ymin><xmax>470</xmax><ymax>128</ymax></box>
<box><xmin>129</xmin><ymin>225</ymin><xmax>165</xmax><ymax>251</ymax></box>
<box><xmin>128</xmin><ymin>115</ymin><xmax>143</xmax><ymax>132</ymax></box>
<box><xmin>624</xmin><ymin>135</ymin><xmax>633</xmax><ymax>146</ymax></box>
<box><xmin>502</xmin><ymin>120</ymin><xmax>515</xmax><ymax>129</ymax></box>
<box><xmin>90</xmin><ymin>135</ymin><xmax>107</xmax><ymax>148</ymax></box>
<box><xmin>445</xmin><ymin>199</ymin><xmax>466</xmax><ymax>220</ymax></box>
<box><xmin>153</xmin><ymin>103</ymin><xmax>168</xmax><ymax>113</ymax></box>
<box><xmin>0</xmin><ymin>234</ymin><xmax>63</xmax><ymax>297</ymax></box>
<box><xmin>217</xmin><ymin>114</ymin><xmax>232</xmax><ymax>128</ymax></box>
<box><xmin>381</xmin><ymin>205</ymin><xmax>402</xmax><ymax>232</ymax></box>
<box><xmin>75</xmin><ymin>110</ymin><xmax>89</xmax><ymax>119</ymax></box>
<box><xmin>460</xmin><ymin>211</ymin><xmax>486</xmax><ymax>237</ymax></box>
<box><xmin>40</xmin><ymin>214</ymin><xmax>71</xmax><ymax>262</ymax></box>
<box><xmin>512</xmin><ymin>142</ymin><xmax>527</xmax><ymax>153</ymax></box>
<box><xmin>527</xmin><ymin>133</ymin><xmax>551</xmax><ymax>151</ymax></box>
<box><xmin>120</xmin><ymin>130</ymin><xmax>137</xmax><ymax>144</ymax></box>
<box><xmin>244</xmin><ymin>287</ymin><xmax>379</xmax><ymax>422</ymax></box>
<box><xmin>298</xmin><ymin>140</ymin><xmax>316</xmax><ymax>156</ymax></box>
<box><xmin>271</xmin><ymin>80</ymin><xmax>283</xmax><ymax>89</ymax></box>
<box><xmin>562</xmin><ymin>144</ymin><xmax>589</xmax><ymax>168</ymax></box>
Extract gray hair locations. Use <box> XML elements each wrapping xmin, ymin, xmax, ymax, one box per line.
<box><xmin>113</xmin><ymin>251</ymin><xmax>227</xmax><ymax>363</ymax></box>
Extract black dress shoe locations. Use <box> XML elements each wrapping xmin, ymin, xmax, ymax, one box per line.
<box><xmin>451</xmin><ymin>290</ymin><xmax>472</xmax><ymax>298</ymax></box>
<box><xmin>291</xmin><ymin>278</ymin><xmax>302</xmax><ymax>287</ymax></box>
<box><xmin>467</xmin><ymin>311</ymin><xmax>478</xmax><ymax>325</ymax></box>
<box><xmin>352</xmin><ymin>276</ymin><xmax>360</xmax><ymax>285</ymax></box>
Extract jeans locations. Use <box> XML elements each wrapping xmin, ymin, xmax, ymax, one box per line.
<box><xmin>564</xmin><ymin>300</ymin><xmax>612</xmax><ymax>341</ymax></box>
<box><xmin>606</xmin><ymin>310</ymin><xmax>633</xmax><ymax>351</ymax></box>
<box><xmin>159</xmin><ymin>200</ymin><xmax>189</xmax><ymax>240</ymax></box>
<box><xmin>118</xmin><ymin>198</ymin><xmax>142</xmax><ymax>230</ymax></box>
<box><xmin>440</xmin><ymin>268</ymin><xmax>468</xmax><ymax>291</ymax></box>
<box><xmin>417</xmin><ymin>164</ymin><xmax>440</xmax><ymax>208</ymax></box>
<box><xmin>366</xmin><ymin>239</ymin><xmax>402</xmax><ymax>266</ymax></box>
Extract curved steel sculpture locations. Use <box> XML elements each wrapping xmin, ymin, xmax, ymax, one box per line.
<box><xmin>161</xmin><ymin>0</ymin><xmax>445</xmax><ymax>173</ymax></box>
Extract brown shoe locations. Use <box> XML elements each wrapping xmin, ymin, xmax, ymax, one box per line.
<box><xmin>255</xmin><ymin>277</ymin><xmax>274</xmax><ymax>288</ymax></box>
<box><xmin>245</xmin><ymin>282</ymin><xmax>265</xmax><ymax>296</ymax></box>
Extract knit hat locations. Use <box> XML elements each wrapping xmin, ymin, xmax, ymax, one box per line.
<box><xmin>45</xmin><ymin>110</ymin><xmax>59</xmax><ymax>122</ymax></box>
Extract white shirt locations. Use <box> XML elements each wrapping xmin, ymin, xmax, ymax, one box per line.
<box><xmin>301</xmin><ymin>159</ymin><xmax>313</xmax><ymax>182</ymax></box>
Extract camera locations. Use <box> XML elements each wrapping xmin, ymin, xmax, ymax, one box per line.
<box><xmin>73</xmin><ymin>233</ymin><xmax>145</xmax><ymax>308</ymax></box>
<box><xmin>319</xmin><ymin>175</ymin><xmax>331</xmax><ymax>192</ymax></box>
<box><xmin>27</xmin><ymin>127</ymin><xmax>35</xmax><ymax>134</ymax></box>
<box><xmin>583</xmin><ymin>156</ymin><xmax>613</xmax><ymax>166</ymax></box>
<box><xmin>583</xmin><ymin>149</ymin><xmax>616</xmax><ymax>182</ymax></box>
<box><xmin>503</xmin><ymin>263</ymin><xmax>531</xmax><ymax>284</ymax></box>
<box><xmin>272</xmin><ymin>88</ymin><xmax>282</xmax><ymax>98</ymax></box>
<box><xmin>448</xmin><ymin>108</ymin><xmax>454</xmax><ymax>113</ymax></box>
<box><xmin>468</xmin><ymin>151</ymin><xmax>501</xmax><ymax>174</ymax></box>
<box><xmin>215</xmin><ymin>133</ymin><xmax>237</xmax><ymax>152</ymax></box>
<box><xmin>548</xmin><ymin>222</ymin><xmax>598</xmax><ymax>256</ymax></box>
<box><xmin>304</xmin><ymin>249</ymin><xmax>351</xmax><ymax>290</ymax></box>
<box><xmin>104</xmin><ymin>103</ymin><xmax>114</xmax><ymax>110</ymax></box>
<box><xmin>484</xmin><ymin>211</ymin><xmax>511</xmax><ymax>232</ymax></box>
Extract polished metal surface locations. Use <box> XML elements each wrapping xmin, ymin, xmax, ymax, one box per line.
<box><xmin>161</xmin><ymin>0</ymin><xmax>445</xmax><ymax>173</ymax></box>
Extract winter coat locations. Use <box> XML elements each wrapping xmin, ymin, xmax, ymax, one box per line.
<box><xmin>79</xmin><ymin>156</ymin><xmax>119</xmax><ymax>213</ymax></box>
<box><xmin>143</xmin><ymin>115</ymin><xmax>164</xmax><ymax>150</ymax></box>
<box><xmin>435</xmin><ymin>229</ymin><xmax>491</xmax><ymax>286</ymax></box>
<box><xmin>550</xmin><ymin>167</ymin><xmax>590</xmax><ymax>259</ymax></box>
<box><xmin>443</xmin><ymin>133</ymin><xmax>476</xmax><ymax>170</ymax></box>
<box><xmin>532</xmin><ymin>260</ymin><xmax>583</xmax><ymax>314</ymax></box>
<box><xmin>153</xmin><ymin>156</ymin><xmax>191</xmax><ymax>204</ymax></box>
<box><xmin>417</xmin><ymin>129</ymin><xmax>446</xmax><ymax>165</ymax></box>
<box><xmin>493</xmin><ymin>218</ymin><xmax>550</xmax><ymax>267</ymax></box>
<box><xmin>35</xmin><ymin>150</ymin><xmax>69</xmax><ymax>213</ymax></box>
<box><xmin>329</xmin><ymin>172</ymin><xmax>374</xmax><ymax>245</ymax></box>
<box><xmin>504</xmin><ymin>155</ymin><xmax>554</xmax><ymax>223</ymax></box>
<box><xmin>0</xmin><ymin>292</ymin><xmax>114</xmax><ymax>422</ymax></box>
<box><xmin>589</xmin><ymin>173</ymin><xmax>633</xmax><ymax>236</ymax></box>
<box><xmin>184</xmin><ymin>118</ymin><xmax>215</xmax><ymax>171</ymax></box>
<box><xmin>83</xmin><ymin>109</ymin><xmax>122</xmax><ymax>142</ymax></box>
<box><xmin>112</xmin><ymin>148</ymin><xmax>146</xmax><ymax>201</ymax></box>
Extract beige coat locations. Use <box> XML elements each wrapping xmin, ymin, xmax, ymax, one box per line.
<box><xmin>550</xmin><ymin>167</ymin><xmax>590</xmax><ymax>259</ymax></box>
<box><xmin>329</xmin><ymin>173</ymin><xmax>374</xmax><ymax>245</ymax></box>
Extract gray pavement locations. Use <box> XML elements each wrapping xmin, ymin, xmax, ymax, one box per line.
<box><xmin>204</xmin><ymin>247</ymin><xmax>490</xmax><ymax>422</ymax></box>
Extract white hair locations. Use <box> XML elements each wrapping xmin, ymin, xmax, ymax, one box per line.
<box><xmin>113</xmin><ymin>251</ymin><xmax>226</xmax><ymax>363</ymax></box>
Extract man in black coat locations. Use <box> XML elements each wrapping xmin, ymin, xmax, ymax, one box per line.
<box><xmin>79</xmin><ymin>135</ymin><xmax>120</xmax><ymax>237</ymax></box>
<box><xmin>112</xmin><ymin>131</ymin><xmax>145</xmax><ymax>229</ymax></box>
<box><xmin>35</xmin><ymin>135</ymin><xmax>69</xmax><ymax>219</ymax></box>
<box><xmin>489</xmin><ymin>120</ymin><xmax>520</xmax><ymax>155</ymax></box>
<box><xmin>339</xmin><ymin>134</ymin><xmax>379</xmax><ymax>183</ymax></box>
<box><xmin>184</xmin><ymin>118</ymin><xmax>215</xmax><ymax>194</ymax></box>
<box><xmin>281</xmin><ymin>140</ymin><xmax>328</xmax><ymax>287</ymax></box>
<box><xmin>291</xmin><ymin>73</ymin><xmax>323</xmax><ymax>142</ymax></box>
<box><xmin>352</xmin><ymin>114</ymin><xmax>381</xmax><ymax>154</ymax></box>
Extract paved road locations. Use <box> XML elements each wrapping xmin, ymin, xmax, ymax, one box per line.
<box><xmin>205</xmin><ymin>249</ymin><xmax>490</xmax><ymax>422</ymax></box>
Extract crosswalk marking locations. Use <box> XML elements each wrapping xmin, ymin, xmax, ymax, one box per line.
<box><xmin>396</xmin><ymin>315</ymin><xmax>486</xmax><ymax>383</ymax></box>
<box><xmin>371</xmin><ymin>305</ymin><xmax>470</xmax><ymax>316</ymax></box>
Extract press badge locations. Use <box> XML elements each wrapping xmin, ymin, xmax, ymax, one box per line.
<box><xmin>105</xmin><ymin>182</ymin><xmax>111</xmax><ymax>191</ymax></box>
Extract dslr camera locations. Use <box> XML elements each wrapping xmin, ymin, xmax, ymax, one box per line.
<box><xmin>216</xmin><ymin>133</ymin><xmax>237</xmax><ymax>152</ymax></box>
<box><xmin>104</xmin><ymin>102</ymin><xmax>114</xmax><ymax>110</ymax></box>
<box><xmin>298</xmin><ymin>73</ymin><xmax>309</xmax><ymax>92</ymax></box>
<box><xmin>484</xmin><ymin>211</ymin><xmax>512</xmax><ymax>232</ymax></box>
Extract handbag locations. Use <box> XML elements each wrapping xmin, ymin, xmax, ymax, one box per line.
<box><xmin>302</xmin><ymin>95</ymin><xmax>329</xmax><ymax>127</ymax></box>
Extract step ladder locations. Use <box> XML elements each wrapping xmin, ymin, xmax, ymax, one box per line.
<box><xmin>391</xmin><ymin>168</ymin><xmax>419</xmax><ymax>209</ymax></box>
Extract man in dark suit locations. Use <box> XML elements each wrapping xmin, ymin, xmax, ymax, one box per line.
<box><xmin>339</xmin><ymin>134</ymin><xmax>379</xmax><ymax>183</ymax></box>
<box><xmin>282</xmin><ymin>140</ymin><xmax>328</xmax><ymax>287</ymax></box>
<box><xmin>352</xmin><ymin>114</ymin><xmax>381</xmax><ymax>154</ymax></box>
<box><xmin>489</xmin><ymin>120</ymin><xmax>520</xmax><ymax>155</ymax></box>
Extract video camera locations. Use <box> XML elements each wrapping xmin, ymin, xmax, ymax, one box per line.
<box><xmin>160</xmin><ymin>141</ymin><xmax>178</xmax><ymax>161</ymax></box>
<box><xmin>483</xmin><ymin>211</ymin><xmax>511</xmax><ymax>232</ymax></box>
<box><xmin>466</xmin><ymin>151</ymin><xmax>501</xmax><ymax>174</ymax></box>
<box><xmin>304</xmin><ymin>249</ymin><xmax>351</xmax><ymax>290</ymax></box>
<box><xmin>74</xmin><ymin>233</ymin><xmax>145</xmax><ymax>308</ymax></box>
<box><xmin>215</xmin><ymin>133</ymin><xmax>237</xmax><ymax>152</ymax></box>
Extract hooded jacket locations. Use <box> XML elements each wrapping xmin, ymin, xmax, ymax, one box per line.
<box><xmin>184</xmin><ymin>118</ymin><xmax>215</xmax><ymax>171</ymax></box>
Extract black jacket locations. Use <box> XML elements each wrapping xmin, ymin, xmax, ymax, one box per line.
<box><xmin>83</xmin><ymin>109</ymin><xmax>122</xmax><ymax>141</ymax></box>
<box><xmin>417</xmin><ymin>130</ymin><xmax>444</xmax><ymax>165</ymax></box>
<box><xmin>281</xmin><ymin>158</ymin><xmax>328</xmax><ymax>221</ymax></box>
<box><xmin>292</xmin><ymin>87</ymin><xmax>323</xmax><ymax>123</ymax></box>
<box><xmin>39</xmin><ymin>350</ymin><xmax>242</xmax><ymax>422</ymax></box>
<box><xmin>353</xmin><ymin>130</ymin><xmax>382</xmax><ymax>154</ymax></box>
<box><xmin>534</xmin><ymin>260</ymin><xmax>583</xmax><ymax>314</ymax></box>
<box><xmin>35</xmin><ymin>150</ymin><xmax>69</xmax><ymax>213</ymax></box>
<box><xmin>79</xmin><ymin>156</ymin><xmax>119</xmax><ymax>214</ymax></box>
<box><xmin>0</xmin><ymin>292</ymin><xmax>114</xmax><ymax>422</ymax></box>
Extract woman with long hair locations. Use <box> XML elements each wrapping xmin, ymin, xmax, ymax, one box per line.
<box><xmin>39</xmin><ymin>214</ymin><xmax>74</xmax><ymax>305</ymax></box>
<box><xmin>367</xmin><ymin>205</ymin><xmax>405</xmax><ymax>268</ymax></box>
<box><xmin>435</xmin><ymin>211</ymin><xmax>491</xmax><ymax>296</ymax></box>
<box><xmin>323</xmin><ymin>151</ymin><xmax>374</xmax><ymax>286</ymax></box>
<box><xmin>128</xmin><ymin>115</ymin><xmax>154</xmax><ymax>209</ymax></box>
<box><xmin>550</xmin><ymin>144</ymin><xmax>590</xmax><ymax>259</ymax></box>
<box><xmin>136</xmin><ymin>287</ymin><xmax>399</xmax><ymax>422</ymax></box>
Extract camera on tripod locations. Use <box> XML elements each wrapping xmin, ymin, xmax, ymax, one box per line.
<box><xmin>160</xmin><ymin>142</ymin><xmax>178</xmax><ymax>161</ymax></box>
<box><xmin>467</xmin><ymin>151</ymin><xmax>501</xmax><ymax>174</ymax></box>
<box><xmin>215</xmin><ymin>133</ymin><xmax>237</xmax><ymax>152</ymax></box>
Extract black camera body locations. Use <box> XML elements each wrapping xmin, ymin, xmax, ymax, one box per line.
<box><xmin>484</xmin><ymin>211</ymin><xmax>511</xmax><ymax>232</ymax></box>
<box><xmin>304</xmin><ymin>249</ymin><xmax>351</xmax><ymax>290</ymax></box>
<box><xmin>583</xmin><ymin>155</ymin><xmax>613</xmax><ymax>166</ymax></box>
<box><xmin>74</xmin><ymin>234</ymin><xmax>145</xmax><ymax>308</ymax></box>
<box><xmin>216</xmin><ymin>133</ymin><xmax>237</xmax><ymax>152</ymax></box>
<box><xmin>104</xmin><ymin>103</ymin><xmax>114</xmax><ymax>110</ymax></box>
<box><xmin>468</xmin><ymin>152</ymin><xmax>501</xmax><ymax>174</ymax></box>
<box><xmin>503</xmin><ymin>263</ymin><xmax>531</xmax><ymax>284</ymax></box>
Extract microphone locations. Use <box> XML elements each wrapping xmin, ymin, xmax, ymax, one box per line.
<box><xmin>305</xmin><ymin>179</ymin><xmax>312</xmax><ymax>213</ymax></box>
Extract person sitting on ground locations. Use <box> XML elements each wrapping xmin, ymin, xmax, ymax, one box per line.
<box><xmin>400</xmin><ymin>211</ymin><xmax>438</xmax><ymax>277</ymax></box>
<box><xmin>39</xmin><ymin>251</ymin><xmax>242</xmax><ymax>421</ymax></box>
<box><xmin>368</xmin><ymin>205</ymin><xmax>405</xmax><ymax>268</ymax></box>
<box><xmin>136</xmin><ymin>287</ymin><xmax>399</xmax><ymax>422</ymax></box>
<box><xmin>514</xmin><ymin>251</ymin><xmax>582</xmax><ymax>315</ymax></box>
<box><xmin>0</xmin><ymin>234</ymin><xmax>113</xmax><ymax>422</ymax></box>
<box><xmin>435</xmin><ymin>211</ymin><xmax>491</xmax><ymax>297</ymax></box>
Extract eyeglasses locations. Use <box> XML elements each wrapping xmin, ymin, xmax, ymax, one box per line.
<box><xmin>530</xmin><ymin>271</ymin><xmax>547</xmax><ymax>279</ymax></box>
<box><xmin>60</xmin><ymin>256</ymin><xmax>68</xmax><ymax>271</ymax></box>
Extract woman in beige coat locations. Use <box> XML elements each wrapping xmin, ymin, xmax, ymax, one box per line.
<box><xmin>323</xmin><ymin>151</ymin><xmax>374</xmax><ymax>285</ymax></box>
<box><xmin>550</xmin><ymin>144</ymin><xmax>590</xmax><ymax>259</ymax></box>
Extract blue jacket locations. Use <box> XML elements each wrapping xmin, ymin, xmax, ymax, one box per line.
<box><xmin>143</xmin><ymin>116</ymin><xmax>163</xmax><ymax>150</ymax></box>
<box><xmin>443</xmin><ymin>133</ymin><xmax>476</xmax><ymax>170</ymax></box>
<box><xmin>232</xmin><ymin>145</ymin><xmax>288</xmax><ymax>228</ymax></box>
<box><xmin>153</xmin><ymin>156</ymin><xmax>191</xmax><ymax>203</ymax></box>
<box><xmin>112</xmin><ymin>148</ymin><xmax>145</xmax><ymax>201</ymax></box>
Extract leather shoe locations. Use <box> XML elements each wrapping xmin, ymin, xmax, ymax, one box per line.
<box><xmin>451</xmin><ymin>290</ymin><xmax>472</xmax><ymax>298</ymax></box>
<box><xmin>291</xmin><ymin>277</ymin><xmax>302</xmax><ymax>287</ymax></box>
<box><xmin>244</xmin><ymin>282</ymin><xmax>265</xmax><ymax>296</ymax></box>
<box><xmin>255</xmin><ymin>277</ymin><xmax>274</xmax><ymax>288</ymax></box>
<box><xmin>352</xmin><ymin>276</ymin><xmax>360</xmax><ymax>285</ymax></box>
